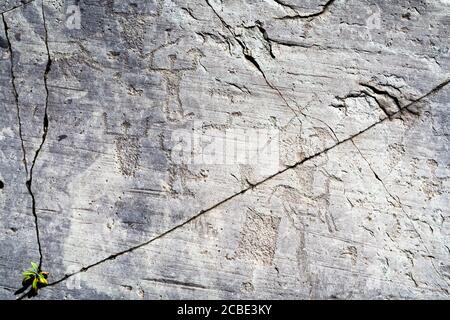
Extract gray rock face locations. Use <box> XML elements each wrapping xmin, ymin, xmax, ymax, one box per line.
<box><xmin>0</xmin><ymin>0</ymin><xmax>449</xmax><ymax>299</ymax></box>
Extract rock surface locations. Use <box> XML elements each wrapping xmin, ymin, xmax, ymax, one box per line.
<box><xmin>0</xmin><ymin>0</ymin><xmax>449</xmax><ymax>299</ymax></box>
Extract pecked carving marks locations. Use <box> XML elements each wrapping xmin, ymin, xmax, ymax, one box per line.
<box><xmin>235</xmin><ymin>210</ymin><xmax>281</xmax><ymax>266</ymax></box>
<box><xmin>114</xmin><ymin>135</ymin><xmax>141</xmax><ymax>177</ymax></box>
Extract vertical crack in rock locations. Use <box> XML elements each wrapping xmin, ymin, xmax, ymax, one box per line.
<box><xmin>25</xmin><ymin>0</ymin><xmax>52</xmax><ymax>270</ymax></box>
<box><xmin>205</xmin><ymin>0</ymin><xmax>302</xmax><ymax>122</ymax></box>
<box><xmin>351</xmin><ymin>140</ymin><xmax>448</xmax><ymax>291</ymax></box>
<box><xmin>1</xmin><ymin>13</ymin><xmax>28</xmax><ymax>174</ymax></box>
<box><xmin>275</xmin><ymin>0</ymin><xmax>337</xmax><ymax>20</ymax></box>
<box><xmin>46</xmin><ymin>77</ymin><xmax>450</xmax><ymax>289</ymax></box>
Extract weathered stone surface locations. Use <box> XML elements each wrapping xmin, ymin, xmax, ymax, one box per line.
<box><xmin>0</xmin><ymin>0</ymin><xmax>449</xmax><ymax>299</ymax></box>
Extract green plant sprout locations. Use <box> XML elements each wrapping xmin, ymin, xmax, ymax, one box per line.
<box><xmin>22</xmin><ymin>262</ymin><xmax>49</xmax><ymax>294</ymax></box>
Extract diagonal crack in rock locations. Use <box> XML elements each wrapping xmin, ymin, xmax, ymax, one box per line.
<box><xmin>46</xmin><ymin>76</ymin><xmax>450</xmax><ymax>290</ymax></box>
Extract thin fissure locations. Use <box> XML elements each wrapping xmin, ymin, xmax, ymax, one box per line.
<box><xmin>47</xmin><ymin>77</ymin><xmax>450</xmax><ymax>288</ymax></box>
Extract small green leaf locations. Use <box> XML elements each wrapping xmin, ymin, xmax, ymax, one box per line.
<box><xmin>22</xmin><ymin>271</ymin><xmax>35</xmax><ymax>277</ymax></box>
<box><xmin>21</xmin><ymin>262</ymin><xmax>50</xmax><ymax>295</ymax></box>
<box><xmin>31</xmin><ymin>262</ymin><xmax>38</xmax><ymax>272</ymax></box>
<box><xmin>22</xmin><ymin>275</ymin><xmax>33</xmax><ymax>285</ymax></box>
<box><xmin>32</xmin><ymin>278</ymin><xmax>38</xmax><ymax>291</ymax></box>
<box><xmin>39</xmin><ymin>277</ymin><xmax>48</xmax><ymax>286</ymax></box>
